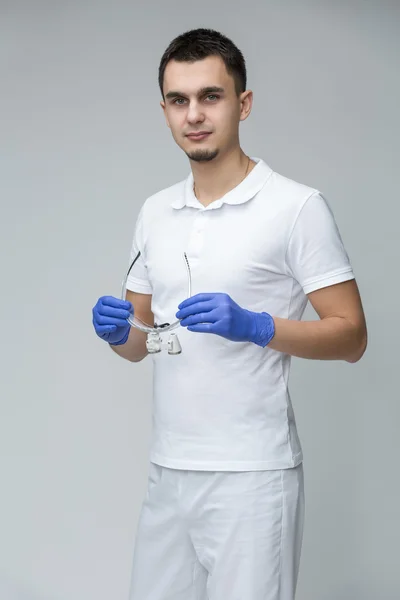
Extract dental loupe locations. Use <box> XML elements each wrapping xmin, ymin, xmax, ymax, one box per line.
<box><xmin>121</xmin><ymin>251</ymin><xmax>191</xmax><ymax>355</ymax></box>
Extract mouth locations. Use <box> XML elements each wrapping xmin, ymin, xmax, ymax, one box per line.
<box><xmin>186</xmin><ymin>132</ymin><xmax>212</xmax><ymax>141</ymax></box>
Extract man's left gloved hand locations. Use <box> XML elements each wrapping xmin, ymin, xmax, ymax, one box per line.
<box><xmin>176</xmin><ymin>293</ymin><xmax>275</xmax><ymax>347</ymax></box>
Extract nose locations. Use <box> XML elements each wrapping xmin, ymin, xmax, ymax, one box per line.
<box><xmin>186</xmin><ymin>101</ymin><xmax>205</xmax><ymax>124</ymax></box>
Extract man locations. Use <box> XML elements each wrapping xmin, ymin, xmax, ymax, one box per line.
<box><xmin>92</xmin><ymin>28</ymin><xmax>367</xmax><ymax>600</ymax></box>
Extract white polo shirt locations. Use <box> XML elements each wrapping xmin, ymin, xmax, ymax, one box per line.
<box><xmin>126</xmin><ymin>157</ymin><xmax>355</xmax><ymax>471</ymax></box>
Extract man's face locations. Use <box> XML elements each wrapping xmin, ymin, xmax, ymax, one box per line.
<box><xmin>160</xmin><ymin>56</ymin><xmax>252</xmax><ymax>162</ymax></box>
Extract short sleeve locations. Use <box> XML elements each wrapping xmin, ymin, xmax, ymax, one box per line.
<box><xmin>125</xmin><ymin>206</ymin><xmax>153</xmax><ymax>294</ymax></box>
<box><xmin>285</xmin><ymin>192</ymin><xmax>355</xmax><ymax>295</ymax></box>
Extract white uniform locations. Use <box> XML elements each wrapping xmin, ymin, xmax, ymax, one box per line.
<box><xmin>126</xmin><ymin>158</ymin><xmax>354</xmax><ymax>599</ymax></box>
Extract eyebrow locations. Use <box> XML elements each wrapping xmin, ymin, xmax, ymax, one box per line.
<box><xmin>165</xmin><ymin>86</ymin><xmax>225</xmax><ymax>100</ymax></box>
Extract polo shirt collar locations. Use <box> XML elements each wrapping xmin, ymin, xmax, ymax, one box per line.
<box><xmin>171</xmin><ymin>157</ymin><xmax>273</xmax><ymax>210</ymax></box>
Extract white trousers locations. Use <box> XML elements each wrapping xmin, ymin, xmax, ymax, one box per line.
<box><xmin>128</xmin><ymin>462</ymin><xmax>305</xmax><ymax>600</ymax></box>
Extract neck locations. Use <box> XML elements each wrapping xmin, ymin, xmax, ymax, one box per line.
<box><xmin>191</xmin><ymin>147</ymin><xmax>255</xmax><ymax>207</ymax></box>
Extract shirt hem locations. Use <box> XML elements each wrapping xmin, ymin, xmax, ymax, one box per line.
<box><xmin>302</xmin><ymin>269</ymin><xmax>354</xmax><ymax>295</ymax></box>
<box><xmin>148</xmin><ymin>451</ymin><xmax>303</xmax><ymax>471</ymax></box>
<box><xmin>126</xmin><ymin>276</ymin><xmax>153</xmax><ymax>294</ymax></box>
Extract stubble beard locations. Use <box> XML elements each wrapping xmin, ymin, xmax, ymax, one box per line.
<box><xmin>186</xmin><ymin>148</ymin><xmax>219</xmax><ymax>162</ymax></box>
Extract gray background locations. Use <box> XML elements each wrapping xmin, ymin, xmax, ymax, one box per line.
<box><xmin>1</xmin><ymin>1</ymin><xmax>399</xmax><ymax>599</ymax></box>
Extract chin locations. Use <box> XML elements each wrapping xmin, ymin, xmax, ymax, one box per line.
<box><xmin>186</xmin><ymin>149</ymin><xmax>219</xmax><ymax>162</ymax></box>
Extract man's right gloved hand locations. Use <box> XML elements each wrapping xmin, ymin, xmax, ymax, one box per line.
<box><xmin>92</xmin><ymin>296</ymin><xmax>133</xmax><ymax>346</ymax></box>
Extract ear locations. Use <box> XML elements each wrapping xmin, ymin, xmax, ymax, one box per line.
<box><xmin>160</xmin><ymin>101</ymin><xmax>171</xmax><ymax>129</ymax></box>
<box><xmin>239</xmin><ymin>90</ymin><xmax>253</xmax><ymax>122</ymax></box>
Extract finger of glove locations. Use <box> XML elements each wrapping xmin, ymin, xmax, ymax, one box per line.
<box><xmin>95</xmin><ymin>313</ymin><xmax>130</xmax><ymax>327</ymax></box>
<box><xmin>96</xmin><ymin>302</ymin><xmax>132</xmax><ymax>320</ymax></box>
<box><xmin>187</xmin><ymin>323</ymin><xmax>215</xmax><ymax>333</ymax></box>
<box><xmin>96</xmin><ymin>325</ymin><xmax>117</xmax><ymax>336</ymax></box>
<box><xmin>177</xmin><ymin>299</ymin><xmax>217</xmax><ymax>320</ymax></box>
<box><xmin>178</xmin><ymin>293</ymin><xmax>219</xmax><ymax>310</ymax></box>
<box><xmin>180</xmin><ymin>307</ymin><xmax>220</xmax><ymax>327</ymax></box>
<box><xmin>100</xmin><ymin>296</ymin><xmax>133</xmax><ymax>312</ymax></box>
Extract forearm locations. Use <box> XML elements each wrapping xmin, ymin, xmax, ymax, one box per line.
<box><xmin>109</xmin><ymin>327</ymin><xmax>148</xmax><ymax>362</ymax></box>
<box><xmin>267</xmin><ymin>315</ymin><xmax>367</xmax><ymax>363</ymax></box>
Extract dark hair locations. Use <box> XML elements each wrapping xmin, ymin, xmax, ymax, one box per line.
<box><xmin>158</xmin><ymin>28</ymin><xmax>247</xmax><ymax>99</ymax></box>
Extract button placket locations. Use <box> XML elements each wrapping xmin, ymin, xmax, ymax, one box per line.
<box><xmin>187</xmin><ymin>210</ymin><xmax>208</xmax><ymax>257</ymax></box>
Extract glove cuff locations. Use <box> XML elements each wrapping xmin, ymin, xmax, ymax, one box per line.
<box><xmin>251</xmin><ymin>311</ymin><xmax>275</xmax><ymax>347</ymax></box>
<box><xmin>109</xmin><ymin>328</ymin><xmax>130</xmax><ymax>346</ymax></box>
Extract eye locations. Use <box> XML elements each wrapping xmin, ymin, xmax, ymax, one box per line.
<box><xmin>172</xmin><ymin>94</ymin><xmax>220</xmax><ymax>106</ymax></box>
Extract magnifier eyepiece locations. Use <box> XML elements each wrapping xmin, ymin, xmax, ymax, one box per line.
<box><xmin>146</xmin><ymin>332</ymin><xmax>162</xmax><ymax>354</ymax></box>
<box><xmin>167</xmin><ymin>333</ymin><xmax>182</xmax><ymax>355</ymax></box>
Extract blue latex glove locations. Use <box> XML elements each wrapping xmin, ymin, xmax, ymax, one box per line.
<box><xmin>92</xmin><ymin>296</ymin><xmax>133</xmax><ymax>346</ymax></box>
<box><xmin>176</xmin><ymin>293</ymin><xmax>275</xmax><ymax>347</ymax></box>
